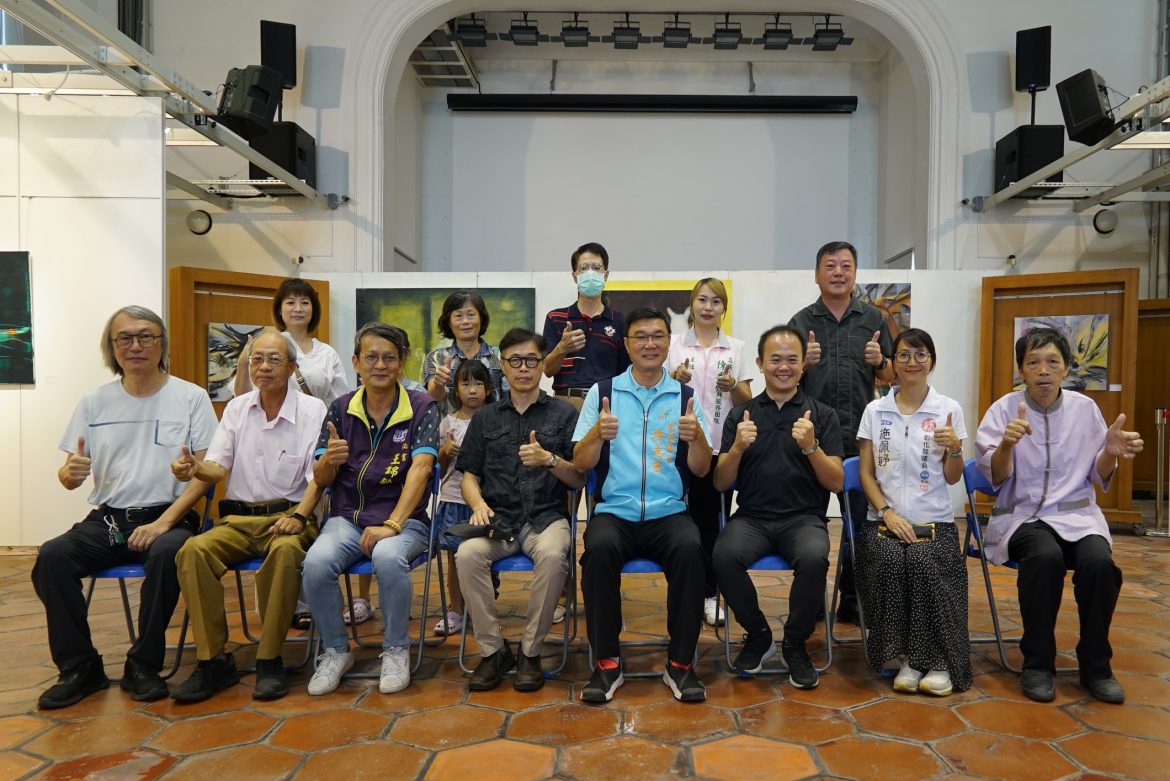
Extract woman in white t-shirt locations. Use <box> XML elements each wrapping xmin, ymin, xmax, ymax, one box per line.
<box><xmin>856</xmin><ymin>327</ymin><xmax>971</xmax><ymax>696</ymax></box>
<box><xmin>665</xmin><ymin>278</ymin><xmax>752</xmax><ymax>627</ymax></box>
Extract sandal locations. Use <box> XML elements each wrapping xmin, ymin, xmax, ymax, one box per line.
<box><xmin>291</xmin><ymin>611</ymin><xmax>312</xmax><ymax>631</ymax></box>
<box><xmin>344</xmin><ymin>597</ymin><xmax>372</xmax><ymax>626</ymax></box>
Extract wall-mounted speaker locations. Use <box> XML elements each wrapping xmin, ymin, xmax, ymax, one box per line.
<box><xmin>1056</xmin><ymin>69</ymin><xmax>1116</xmax><ymax>146</ymax></box>
<box><xmin>249</xmin><ymin>121</ymin><xmax>316</xmax><ymax>188</ymax></box>
<box><xmin>217</xmin><ymin>65</ymin><xmax>282</xmax><ymax>140</ymax></box>
<box><xmin>994</xmin><ymin>125</ymin><xmax>1064</xmax><ymax>192</ymax></box>
<box><xmin>1015</xmin><ymin>26</ymin><xmax>1052</xmax><ymax>92</ymax></box>
<box><xmin>261</xmin><ymin>20</ymin><xmax>297</xmax><ymax>90</ymax></box>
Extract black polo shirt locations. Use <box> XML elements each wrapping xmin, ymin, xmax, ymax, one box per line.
<box><xmin>456</xmin><ymin>391</ymin><xmax>579</xmax><ymax>536</ymax></box>
<box><xmin>721</xmin><ymin>389</ymin><xmax>844</xmax><ymax>522</ymax></box>
<box><xmin>542</xmin><ymin>303</ymin><xmax>630</xmax><ymax>391</ymax></box>
<box><xmin>788</xmin><ymin>297</ymin><xmax>892</xmax><ymax>455</ymax></box>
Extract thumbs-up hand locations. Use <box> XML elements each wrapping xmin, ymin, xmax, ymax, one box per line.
<box><xmin>324</xmin><ymin>421</ymin><xmax>349</xmax><ymax>465</ymax></box>
<box><xmin>715</xmin><ymin>361</ymin><xmax>735</xmax><ymax>393</ymax></box>
<box><xmin>519</xmin><ymin>429</ymin><xmax>551</xmax><ymax>467</ymax></box>
<box><xmin>733</xmin><ymin>410</ymin><xmax>758</xmax><ymax>452</ymax></box>
<box><xmin>674</xmin><ymin>357</ymin><xmax>693</xmax><ymax>384</ymax></box>
<box><xmin>678</xmin><ymin>397</ymin><xmax>701</xmax><ymax>443</ymax></box>
<box><xmin>805</xmin><ymin>331</ymin><xmax>822</xmax><ymax>366</ymax></box>
<box><xmin>1002</xmin><ymin>401</ymin><xmax>1033</xmax><ymax>447</ymax></box>
<box><xmin>864</xmin><ymin>330</ymin><xmax>884</xmax><ymax>367</ymax></box>
<box><xmin>433</xmin><ymin>352</ymin><xmax>452</xmax><ymax>387</ymax></box>
<box><xmin>559</xmin><ymin>321</ymin><xmax>587</xmax><ymax>354</ymax></box>
<box><xmin>598</xmin><ymin>397</ymin><xmax>619</xmax><ymax>441</ymax></box>
<box><xmin>170</xmin><ymin>444</ymin><xmax>198</xmax><ymax>482</ymax></box>
<box><xmin>792</xmin><ymin>409</ymin><xmax>816</xmax><ymax>452</ymax></box>
<box><xmin>439</xmin><ymin>429</ymin><xmax>461</xmax><ymax>462</ymax></box>
<box><xmin>933</xmin><ymin>412</ymin><xmax>961</xmax><ymax>456</ymax></box>
<box><xmin>64</xmin><ymin>436</ymin><xmax>92</xmax><ymax>484</ymax></box>
<box><xmin>1104</xmin><ymin>413</ymin><xmax>1144</xmax><ymax>459</ymax></box>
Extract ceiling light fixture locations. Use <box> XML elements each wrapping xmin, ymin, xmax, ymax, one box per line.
<box><xmin>660</xmin><ymin>14</ymin><xmax>694</xmax><ymax>49</ymax></box>
<box><xmin>506</xmin><ymin>12</ymin><xmax>542</xmax><ymax>46</ymax></box>
<box><xmin>810</xmin><ymin>15</ymin><xmax>852</xmax><ymax>51</ymax></box>
<box><xmin>711</xmin><ymin>13</ymin><xmax>743</xmax><ymax>51</ymax></box>
<box><xmin>609</xmin><ymin>13</ymin><xmax>644</xmax><ymax>50</ymax></box>
<box><xmin>558</xmin><ymin>13</ymin><xmax>591</xmax><ymax>47</ymax></box>
<box><xmin>453</xmin><ymin>14</ymin><xmax>489</xmax><ymax>47</ymax></box>
<box><xmin>761</xmin><ymin>15</ymin><xmax>795</xmax><ymax>50</ymax></box>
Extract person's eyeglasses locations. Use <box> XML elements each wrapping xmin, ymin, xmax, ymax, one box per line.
<box><xmin>249</xmin><ymin>353</ymin><xmax>286</xmax><ymax>367</ymax></box>
<box><xmin>111</xmin><ymin>333</ymin><xmax>161</xmax><ymax>349</ymax></box>
<box><xmin>576</xmin><ymin>263</ymin><xmax>605</xmax><ymax>273</ymax></box>
<box><xmin>504</xmin><ymin>355</ymin><xmax>541</xmax><ymax>369</ymax></box>
<box><xmin>629</xmin><ymin>334</ymin><xmax>668</xmax><ymax>346</ymax></box>
<box><xmin>895</xmin><ymin>350</ymin><xmax>931</xmax><ymax>364</ymax></box>
<box><xmin>361</xmin><ymin>353</ymin><xmax>400</xmax><ymax>367</ymax></box>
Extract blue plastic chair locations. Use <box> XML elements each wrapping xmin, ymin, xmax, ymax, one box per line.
<box><xmin>83</xmin><ymin>484</ymin><xmax>215</xmax><ymax>680</ymax></box>
<box><xmin>828</xmin><ymin>456</ymin><xmax>871</xmax><ymax>659</ymax></box>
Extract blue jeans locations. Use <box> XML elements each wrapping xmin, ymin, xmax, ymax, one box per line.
<box><xmin>302</xmin><ymin>516</ymin><xmax>429</xmax><ymax>652</ymax></box>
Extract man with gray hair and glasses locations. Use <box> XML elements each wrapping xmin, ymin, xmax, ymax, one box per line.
<box><xmin>33</xmin><ymin>305</ymin><xmax>218</xmax><ymax>709</ymax></box>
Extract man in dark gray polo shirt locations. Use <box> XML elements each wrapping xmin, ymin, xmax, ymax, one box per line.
<box><xmin>456</xmin><ymin>328</ymin><xmax>584</xmax><ymax>692</ymax></box>
<box><xmin>788</xmin><ymin>241</ymin><xmax>894</xmax><ymax>622</ymax></box>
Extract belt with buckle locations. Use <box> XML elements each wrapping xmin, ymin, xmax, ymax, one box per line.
<box><xmin>554</xmin><ymin>387</ymin><xmax>590</xmax><ymax>398</ymax></box>
<box><xmin>98</xmin><ymin>504</ymin><xmax>171</xmax><ymax>524</ymax></box>
<box><xmin>219</xmin><ymin>499</ymin><xmax>294</xmax><ymax>517</ymax></box>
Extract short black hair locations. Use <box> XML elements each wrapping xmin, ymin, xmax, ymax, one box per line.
<box><xmin>893</xmin><ymin>327</ymin><xmax>937</xmax><ymax>369</ymax></box>
<box><xmin>499</xmin><ymin>327</ymin><xmax>545</xmax><ymax>357</ymax></box>
<box><xmin>571</xmin><ymin>242</ymin><xmax>609</xmax><ymax>272</ymax></box>
<box><xmin>1015</xmin><ymin>327</ymin><xmax>1071</xmax><ymax>370</ymax></box>
<box><xmin>437</xmin><ymin>290</ymin><xmax>490</xmax><ymax>340</ymax></box>
<box><xmin>757</xmin><ymin>324</ymin><xmax>806</xmax><ymax>360</ymax></box>
<box><xmin>815</xmin><ymin>240</ymin><xmax>858</xmax><ymax>269</ymax></box>
<box><xmin>353</xmin><ymin>321</ymin><xmax>409</xmax><ymax>359</ymax></box>
<box><xmin>273</xmin><ymin>278</ymin><xmax>322</xmax><ymax>332</ymax></box>
<box><xmin>624</xmin><ymin>307</ymin><xmax>671</xmax><ymax>337</ymax></box>
<box><xmin>452</xmin><ymin>359</ymin><xmax>495</xmax><ymax>408</ymax></box>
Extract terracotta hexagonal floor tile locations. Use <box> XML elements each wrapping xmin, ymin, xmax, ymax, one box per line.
<box><xmin>692</xmin><ymin>734</ymin><xmax>819</xmax><ymax>781</ymax></box>
<box><xmin>146</xmin><ymin>710</ymin><xmax>276</xmax><ymax>754</ymax></box>
<box><xmin>702</xmin><ymin>674</ymin><xmax>781</xmax><ymax>709</ymax></box>
<box><xmin>934</xmin><ymin>733</ymin><xmax>1077</xmax><ymax>781</ymax></box>
<box><xmin>570</xmin><ymin>677</ymin><xmax>672</xmax><ymax>708</ymax></box>
<box><xmin>1067</xmin><ymin>700</ymin><xmax>1170</xmax><ymax>741</ymax></box>
<box><xmin>25</xmin><ymin>749</ymin><xmax>173</xmax><ymax>781</ymax></box>
<box><xmin>739</xmin><ymin>700</ymin><xmax>854</xmax><ymax>744</ymax></box>
<box><xmin>783</xmin><ymin>672</ymin><xmax>883</xmax><ymax>709</ymax></box>
<box><xmin>358</xmin><ymin>677</ymin><xmax>466</xmax><ymax>714</ymax></box>
<box><xmin>0</xmin><ymin>751</ymin><xmax>43</xmax><ymax>781</ymax></box>
<box><xmin>627</xmin><ymin>700</ymin><xmax>736</xmax><ymax>743</ymax></box>
<box><xmin>506</xmin><ymin>702</ymin><xmax>620</xmax><ymax>745</ymax></box>
<box><xmin>143</xmin><ymin>681</ymin><xmax>256</xmax><ymax>719</ymax></box>
<box><xmin>160</xmin><ymin>744</ymin><xmax>301</xmax><ymax>781</ymax></box>
<box><xmin>818</xmin><ymin>735</ymin><xmax>943</xmax><ymax>781</ymax></box>
<box><xmin>1107</xmin><ymin>628</ymin><xmax>1168</xmax><ymax>652</ymax></box>
<box><xmin>23</xmin><ymin>713</ymin><xmax>164</xmax><ymax>760</ymax></box>
<box><xmin>956</xmin><ymin>699</ymin><xmax>1080</xmax><ymax>740</ymax></box>
<box><xmin>467</xmin><ymin>680</ymin><xmax>570</xmax><ymax>711</ymax></box>
<box><xmin>295</xmin><ymin>741</ymin><xmax>429</xmax><ymax>781</ymax></box>
<box><xmin>390</xmin><ymin>704</ymin><xmax>505</xmax><ymax>749</ymax></box>
<box><xmin>1112</xmin><ymin>672</ymin><xmax>1170</xmax><ymax>707</ymax></box>
<box><xmin>248</xmin><ymin>684</ymin><xmax>364</xmax><ymax>716</ymax></box>
<box><xmin>268</xmin><ymin>708</ymin><xmax>389</xmax><ymax>752</ymax></box>
<box><xmin>559</xmin><ymin>734</ymin><xmax>685</xmax><ymax>781</ymax></box>
<box><xmin>424</xmin><ymin>738</ymin><xmax>554</xmax><ymax>781</ymax></box>
<box><xmin>0</xmin><ymin>715</ymin><xmax>50</xmax><ymax>750</ymax></box>
<box><xmin>852</xmin><ymin>699</ymin><xmax>967</xmax><ymax>741</ymax></box>
<box><xmin>1108</xmin><ymin>649</ymin><xmax>1170</xmax><ymax>676</ymax></box>
<box><xmin>970</xmin><ymin>671</ymin><xmax>1084</xmax><ymax>705</ymax></box>
<box><xmin>1060</xmin><ymin>732</ymin><xmax>1170</xmax><ymax>781</ymax></box>
<box><xmin>0</xmin><ymin>666</ymin><xmax>56</xmax><ymax>695</ymax></box>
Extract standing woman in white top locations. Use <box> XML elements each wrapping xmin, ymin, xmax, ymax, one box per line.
<box><xmin>856</xmin><ymin>327</ymin><xmax>971</xmax><ymax>696</ymax></box>
<box><xmin>666</xmin><ymin>278</ymin><xmax>752</xmax><ymax>627</ymax></box>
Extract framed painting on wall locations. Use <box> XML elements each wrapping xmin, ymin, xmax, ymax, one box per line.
<box><xmin>0</xmin><ymin>251</ymin><xmax>34</xmax><ymax>385</ymax></box>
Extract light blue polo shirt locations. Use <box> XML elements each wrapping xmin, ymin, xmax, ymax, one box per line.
<box><xmin>572</xmin><ymin>367</ymin><xmax>709</xmax><ymax>522</ymax></box>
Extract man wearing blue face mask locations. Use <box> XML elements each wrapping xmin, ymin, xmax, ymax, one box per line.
<box><xmin>542</xmin><ymin>242</ymin><xmax>630</xmax><ymax>410</ymax></box>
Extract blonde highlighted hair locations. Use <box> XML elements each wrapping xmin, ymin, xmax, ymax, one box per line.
<box><xmin>687</xmin><ymin>278</ymin><xmax>729</xmax><ymax>328</ymax></box>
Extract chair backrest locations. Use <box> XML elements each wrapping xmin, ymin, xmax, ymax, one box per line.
<box><xmin>962</xmin><ymin>457</ymin><xmax>997</xmax><ymax>548</ymax></box>
<box><xmin>842</xmin><ymin>456</ymin><xmax>862</xmax><ymax>494</ymax></box>
<box><xmin>196</xmin><ymin>484</ymin><xmax>217</xmax><ymax>533</ymax></box>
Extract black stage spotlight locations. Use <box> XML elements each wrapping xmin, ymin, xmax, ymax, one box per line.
<box><xmin>608</xmin><ymin>13</ymin><xmax>643</xmax><ymax>50</ymax></box>
<box><xmin>454</xmin><ymin>15</ymin><xmax>489</xmax><ymax>47</ymax></box>
<box><xmin>558</xmin><ymin>13</ymin><xmax>591</xmax><ymax>47</ymax></box>
<box><xmin>762</xmin><ymin>16</ymin><xmax>794</xmax><ymax>50</ymax></box>
<box><xmin>711</xmin><ymin>14</ymin><xmax>742</xmax><ymax>50</ymax></box>
<box><xmin>506</xmin><ymin>12</ymin><xmax>542</xmax><ymax>46</ymax></box>
<box><xmin>810</xmin><ymin>15</ymin><xmax>852</xmax><ymax>51</ymax></box>
<box><xmin>659</xmin><ymin>13</ymin><xmax>693</xmax><ymax>49</ymax></box>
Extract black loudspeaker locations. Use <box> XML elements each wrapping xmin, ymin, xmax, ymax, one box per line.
<box><xmin>1057</xmin><ymin>68</ymin><xmax>1116</xmax><ymax>145</ymax></box>
<box><xmin>1015</xmin><ymin>26</ymin><xmax>1052</xmax><ymax>92</ymax></box>
<box><xmin>249</xmin><ymin>122</ymin><xmax>316</xmax><ymax>188</ymax></box>
<box><xmin>994</xmin><ymin>125</ymin><xmax>1064</xmax><ymax>192</ymax></box>
<box><xmin>217</xmin><ymin>65</ymin><xmax>282</xmax><ymax>140</ymax></box>
<box><xmin>261</xmin><ymin>20</ymin><xmax>297</xmax><ymax>90</ymax></box>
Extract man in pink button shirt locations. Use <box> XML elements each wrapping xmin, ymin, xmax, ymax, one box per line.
<box><xmin>976</xmin><ymin>327</ymin><xmax>1142</xmax><ymax>705</ymax></box>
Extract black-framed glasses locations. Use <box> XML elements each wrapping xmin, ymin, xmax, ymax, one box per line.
<box><xmin>895</xmin><ymin>350</ymin><xmax>931</xmax><ymax>364</ymax></box>
<box><xmin>111</xmin><ymin>333</ymin><xmax>161</xmax><ymax>349</ymax></box>
<box><xmin>629</xmin><ymin>334</ymin><xmax>668</xmax><ymax>346</ymax></box>
<box><xmin>504</xmin><ymin>355</ymin><xmax>541</xmax><ymax>369</ymax></box>
<box><xmin>249</xmin><ymin>353</ymin><xmax>286</xmax><ymax>367</ymax></box>
<box><xmin>361</xmin><ymin>352</ymin><xmax>400</xmax><ymax>367</ymax></box>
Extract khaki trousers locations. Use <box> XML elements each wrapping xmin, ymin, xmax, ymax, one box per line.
<box><xmin>175</xmin><ymin>511</ymin><xmax>317</xmax><ymax>661</ymax></box>
<box><xmin>455</xmin><ymin>519</ymin><xmax>571</xmax><ymax>657</ymax></box>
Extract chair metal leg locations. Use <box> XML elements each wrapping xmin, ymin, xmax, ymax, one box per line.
<box><xmin>722</xmin><ymin>587</ymin><xmax>832</xmax><ymax>676</ymax></box>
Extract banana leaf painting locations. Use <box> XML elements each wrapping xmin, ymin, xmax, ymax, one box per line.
<box><xmin>1012</xmin><ymin>314</ymin><xmax>1109</xmax><ymax>391</ymax></box>
<box><xmin>208</xmin><ymin>322</ymin><xmax>265</xmax><ymax>401</ymax></box>
<box><xmin>856</xmin><ymin>283</ymin><xmax>911</xmax><ymax>339</ymax></box>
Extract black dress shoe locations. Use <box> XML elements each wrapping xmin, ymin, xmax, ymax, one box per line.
<box><xmin>120</xmin><ymin>657</ymin><xmax>168</xmax><ymax>702</ymax></box>
<box><xmin>833</xmin><ymin>602</ymin><xmax>860</xmax><ymax>626</ymax></box>
<box><xmin>253</xmin><ymin>656</ymin><xmax>289</xmax><ymax>701</ymax></box>
<box><xmin>173</xmin><ymin>653</ymin><xmax>240</xmax><ymax>703</ymax></box>
<box><xmin>1082</xmin><ymin>675</ymin><xmax>1125</xmax><ymax>704</ymax></box>
<box><xmin>1021</xmin><ymin>668</ymin><xmax>1056</xmax><ymax>702</ymax></box>
<box><xmin>38</xmin><ymin>657</ymin><xmax>110</xmax><ymax>710</ymax></box>
<box><xmin>513</xmin><ymin>652</ymin><xmax>544</xmax><ymax>692</ymax></box>
<box><xmin>469</xmin><ymin>641</ymin><xmax>515</xmax><ymax>691</ymax></box>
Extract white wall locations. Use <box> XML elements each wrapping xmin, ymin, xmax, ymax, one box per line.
<box><xmin>0</xmin><ymin>94</ymin><xmax>165</xmax><ymax>546</ymax></box>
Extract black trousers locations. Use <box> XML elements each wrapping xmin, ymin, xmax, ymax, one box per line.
<box><xmin>835</xmin><ymin>490</ymin><xmax>866</xmax><ymax>609</ymax></box>
<box><xmin>713</xmin><ymin>513</ymin><xmax>829</xmax><ymax>644</ymax></box>
<box><xmin>32</xmin><ymin>509</ymin><xmax>195</xmax><ymax>673</ymax></box>
<box><xmin>1007</xmin><ymin>521</ymin><xmax>1122</xmax><ymax>680</ymax></box>
<box><xmin>686</xmin><ymin>455</ymin><xmax>728</xmax><ymax>599</ymax></box>
<box><xmin>581</xmin><ymin>512</ymin><xmax>704</xmax><ymax>663</ymax></box>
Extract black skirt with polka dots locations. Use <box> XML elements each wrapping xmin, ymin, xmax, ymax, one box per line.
<box><xmin>855</xmin><ymin>520</ymin><xmax>972</xmax><ymax>692</ymax></box>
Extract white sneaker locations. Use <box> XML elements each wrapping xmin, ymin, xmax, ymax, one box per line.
<box><xmin>379</xmin><ymin>647</ymin><xmax>411</xmax><ymax>694</ymax></box>
<box><xmin>893</xmin><ymin>659</ymin><xmax>923</xmax><ymax>693</ymax></box>
<box><xmin>433</xmin><ymin>610</ymin><xmax>464</xmax><ymax>636</ymax></box>
<box><xmin>308</xmin><ymin>649</ymin><xmax>353</xmax><ymax>696</ymax></box>
<box><xmin>704</xmin><ymin>597</ymin><xmax>725</xmax><ymax>627</ymax></box>
<box><xmin>551</xmin><ymin>604</ymin><xmax>567</xmax><ymax>624</ymax></box>
<box><xmin>919</xmin><ymin>670</ymin><xmax>953</xmax><ymax>696</ymax></box>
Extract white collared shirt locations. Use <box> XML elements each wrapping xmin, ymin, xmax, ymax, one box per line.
<box><xmin>205</xmin><ymin>388</ymin><xmax>327</xmax><ymax>503</ymax></box>
<box><xmin>857</xmin><ymin>386</ymin><xmax>967</xmax><ymax>523</ymax></box>
<box><xmin>666</xmin><ymin>328</ymin><xmax>745</xmax><ymax>453</ymax></box>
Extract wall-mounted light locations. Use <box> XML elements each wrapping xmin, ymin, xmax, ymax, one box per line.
<box><xmin>186</xmin><ymin>209</ymin><xmax>213</xmax><ymax>236</ymax></box>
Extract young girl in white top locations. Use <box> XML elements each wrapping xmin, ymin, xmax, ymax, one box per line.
<box><xmin>666</xmin><ymin>278</ymin><xmax>752</xmax><ymax>627</ymax></box>
<box><xmin>856</xmin><ymin>327</ymin><xmax>971</xmax><ymax>695</ymax></box>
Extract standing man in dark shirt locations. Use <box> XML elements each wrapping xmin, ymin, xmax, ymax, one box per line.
<box><xmin>713</xmin><ymin>326</ymin><xmax>844</xmax><ymax>689</ymax></box>
<box><xmin>456</xmin><ymin>328</ymin><xmax>584</xmax><ymax>692</ymax></box>
<box><xmin>788</xmin><ymin>241</ymin><xmax>894</xmax><ymax>622</ymax></box>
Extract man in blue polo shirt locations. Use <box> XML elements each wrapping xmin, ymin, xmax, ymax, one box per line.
<box><xmin>572</xmin><ymin>307</ymin><xmax>712</xmax><ymax>704</ymax></box>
